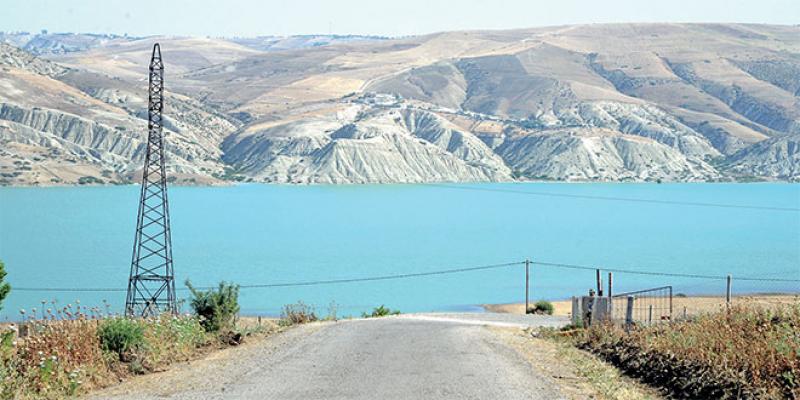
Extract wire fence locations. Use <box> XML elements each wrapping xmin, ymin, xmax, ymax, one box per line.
<box><xmin>7</xmin><ymin>258</ymin><xmax>797</xmax><ymax>323</ymax></box>
<box><xmin>4</xmin><ymin>257</ymin><xmax>798</xmax><ymax>325</ymax></box>
<box><xmin>611</xmin><ymin>286</ymin><xmax>672</xmax><ymax>326</ymax></box>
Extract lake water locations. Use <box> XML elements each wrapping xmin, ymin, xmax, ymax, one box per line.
<box><xmin>0</xmin><ymin>183</ymin><xmax>798</xmax><ymax>320</ymax></box>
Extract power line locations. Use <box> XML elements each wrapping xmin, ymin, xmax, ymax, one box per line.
<box><xmin>10</xmin><ymin>259</ymin><xmax>798</xmax><ymax>293</ymax></box>
<box><xmin>11</xmin><ymin>261</ymin><xmax>525</xmax><ymax>293</ymax></box>
<box><xmin>237</xmin><ymin>261</ymin><xmax>524</xmax><ymax>288</ymax></box>
<box><xmin>424</xmin><ymin>184</ymin><xmax>800</xmax><ymax>213</ymax></box>
<box><xmin>11</xmin><ymin>287</ymin><xmax>126</xmax><ymax>293</ymax></box>
<box><xmin>532</xmin><ymin>260</ymin><xmax>800</xmax><ymax>282</ymax></box>
<box><xmin>532</xmin><ymin>260</ymin><xmax>726</xmax><ymax>279</ymax></box>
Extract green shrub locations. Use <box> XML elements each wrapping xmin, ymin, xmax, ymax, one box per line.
<box><xmin>98</xmin><ymin>318</ymin><xmax>144</xmax><ymax>360</ymax></box>
<box><xmin>186</xmin><ymin>280</ymin><xmax>240</xmax><ymax>332</ymax></box>
<box><xmin>528</xmin><ymin>300</ymin><xmax>554</xmax><ymax>315</ymax></box>
<box><xmin>362</xmin><ymin>305</ymin><xmax>400</xmax><ymax>318</ymax></box>
<box><xmin>0</xmin><ymin>260</ymin><xmax>9</xmax><ymax>311</ymax></box>
<box><xmin>280</xmin><ymin>301</ymin><xmax>318</xmax><ymax>325</ymax></box>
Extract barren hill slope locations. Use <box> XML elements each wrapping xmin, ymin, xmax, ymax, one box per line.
<box><xmin>1</xmin><ymin>23</ymin><xmax>799</xmax><ymax>185</ymax></box>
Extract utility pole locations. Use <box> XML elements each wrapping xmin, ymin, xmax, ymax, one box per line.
<box><xmin>126</xmin><ymin>43</ymin><xmax>177</xmax><ymax>317</ymax></box>
<box><xmin>525</xmin><ymin>258</ymin><xmax>530</xmax><ymax>314</ymax></box>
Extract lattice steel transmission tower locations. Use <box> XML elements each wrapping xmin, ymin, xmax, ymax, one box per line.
<box><xmin>125</xmin><ymin>43</ymin><xmax>177</xmax><ymax>317</ymax></box>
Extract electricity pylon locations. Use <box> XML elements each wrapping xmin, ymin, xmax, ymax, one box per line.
<box><xmin>125</xmin><ymin>43</ymin><xmax>177</xmax><ymax>317</ymax></box>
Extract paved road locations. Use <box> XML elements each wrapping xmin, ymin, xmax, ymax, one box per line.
<box><xmin>90</xmin><ymin>313</ymin><xmax>569</xmax><ymax>400</ymax></box>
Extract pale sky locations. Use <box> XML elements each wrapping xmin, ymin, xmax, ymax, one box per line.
<box><xmin>2</xmin><ymin>0</ymin><xmax>799</xmax><ymax>37</ymax></box>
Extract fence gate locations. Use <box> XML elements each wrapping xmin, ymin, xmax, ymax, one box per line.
<box><xmin>611</xmin><ymin>286</ymin><xmax>672</xmax><ymax>326</ymax></box>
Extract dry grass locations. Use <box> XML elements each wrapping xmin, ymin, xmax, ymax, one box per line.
<box><xmin>280</xmin><ymin>301</ymin><xmax>319</xmax><ymax>326</ymax></box>
<box><xmin>485</xmin><ymin>295</ymin><xmax>800</xmax><ymax>318</ymax></box>
<box><xmin>0</xmin><ymin>301</ymin><xmax>275</xmax><ymax>399</ymax></box>
<box><xmin>576</xmin><ymin>303</ymin><xmax>800</xmax><ymax>399</ymax></box>
<box><xmin>483</xmin><ymin>300</ymin><xmax>572</xmax><ymax>316</ymax></box>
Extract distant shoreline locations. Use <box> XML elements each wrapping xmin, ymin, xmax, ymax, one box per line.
<box><xmin>0</xmin><ymin>178</ymin><xmax>794</xmax><ymax>189</ymax></box>
<box><xmin>482</xmin><ymin>294</ymin><xmax>800</xmax><ymax>317</ymax></box>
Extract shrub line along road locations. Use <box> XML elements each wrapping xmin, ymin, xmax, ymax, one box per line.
<box><xmin>88</xmin><ymin>313</ymin><xmax>570</xmax><ymax>399</ymax></box>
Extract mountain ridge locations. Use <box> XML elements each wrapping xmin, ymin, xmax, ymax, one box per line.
<box><xmin>1</xmin><ymin>23</ymin><xmax>799</xmax><ymax>185</ymax></box>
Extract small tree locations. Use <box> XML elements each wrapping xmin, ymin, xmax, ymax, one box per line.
<box><xmin>0</xmin><ymin>260</ymin><xmax>10</xmax><ymax>312</ymax></box>
<box><xmin>185</xmin><ymin>280</ymin><xmax>240</xmax><ymax>332</ymax></box>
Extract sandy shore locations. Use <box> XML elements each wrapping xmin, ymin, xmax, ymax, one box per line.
<box><xmin>483</xmin><ymin>294</ymin><xmax>799</xmax><ymax>317</ymax></box>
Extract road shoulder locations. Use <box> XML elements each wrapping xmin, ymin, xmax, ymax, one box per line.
<box><xmin>83</xmin><ymin>322</ymin><xmax>326</xmax><ymax>399</ymax></box>
<box><xmin>493</xmin><ymin>327</ymin><xmax>664</xmax><ymax>400</ymax></box>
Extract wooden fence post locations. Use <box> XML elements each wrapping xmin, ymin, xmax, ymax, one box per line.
<box><xmin>726</xmin><ymin>274</ymin><xmax>732</xmax><ymax>305</ymax></box>
<box><xmin>607</xmin><ymin>272</ymin><xmax>613</xmax><ymax>298</ymax></box>
<box><xmin>625</xmin><ymin>296</ymin><xmax>635</xmax><ymax>330</ymax></box>
<box><xmin>596</xmin><ymin>269</ymin><xmax>603</xmax><ymax>297</ymax></box>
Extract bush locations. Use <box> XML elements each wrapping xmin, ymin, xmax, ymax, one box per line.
<box><xmin>0</xmin><ymin>260</ymin><xmax>9</xmax><ymax>312</ymax></box>
<box><xmin>98</xmin><ymin>318</ymin><xmax>144</xmax><ymax>360</ymax></box>
<box><xmin>362</xmin><ymin>305</ymin><xmax>400</xmax><ymax>318</ymax></box>
<box><xmin>281</xmin><ymin>301</ymin><xmax>318</xmax><ymax>325</ymax></box>
<box><xmin>528</xmin><ymin>300</ymin><xmax>554</xmax><ymax>315</ymax></box>
<box><xmin>186</xmin><ymin>281</ymin><xmax>240</xmax><ymax>332</ymax></box>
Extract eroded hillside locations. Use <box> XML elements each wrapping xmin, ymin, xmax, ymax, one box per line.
<box><xmin>1</xmin><ymin>23</ymin><xmax>799</xmax><ymax>185</ymax></box>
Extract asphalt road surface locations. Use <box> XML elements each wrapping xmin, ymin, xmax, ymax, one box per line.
<box><xmin>90</xmin><ymin>313</ymin><xmax>569</xmax><ymax>399</ymax></box>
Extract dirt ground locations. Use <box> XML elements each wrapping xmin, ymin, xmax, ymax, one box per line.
<box><xmin>484</xmin><ymin>294</ymin><xmax>800</xmax><ymax>318</ymax></box>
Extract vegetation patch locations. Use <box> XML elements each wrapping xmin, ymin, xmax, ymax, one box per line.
<box><xmin>573</xmin><ymin>304</ymin><xmax>800</xmax><ymax>399</ymax></box>
<box><xmin>186</xmin><ymin>281</ymin><xmax>240</xmax><ymax>333</ymax></box>
<box><xmin>0</xmin><ymin>305</ymin><xmax>211</xmax><ymax>399</ymax></box>
<box><xmin>0</xmin><ymin>280</ymin><xmax>275</xmax><ymax>399</ymax></box>
<box><xmin>0</xmin><ymin>260</ymin><xmax>9</xmax><ymax>311</ymax></box>
<box><xmin>362</xmin><ymin>305</ymin><xmax>400</xmax><ymax>318</ymax></box>
<box><xmin>528</xmin><ymin>300</ymin><xmax>554</xmax><ymax>315</ymax></box>
<box><xmin>280</xmin><ymin>301</ymin><xmax>318</xmax><ymax>326</ymax></box>
<box><xmin>77</xmin><ymin>176</ymin><xmax>104</xmax><ymax>185</ymax></box>
<box><xmin>98</xmin><ymin>318</ymin><xmax>144</xmax><ymax>360</ymax></box>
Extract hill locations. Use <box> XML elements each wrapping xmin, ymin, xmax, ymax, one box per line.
<box><xmin>1</xmin><ymin>24</ymin><xmax>799</xmax><ymax>185</ymax></box>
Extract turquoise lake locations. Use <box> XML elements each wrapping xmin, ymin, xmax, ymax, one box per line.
<box><xmin>0</xmin><ymin>183</ymin><xmax>798</xmax><ymax>320</ymax></box>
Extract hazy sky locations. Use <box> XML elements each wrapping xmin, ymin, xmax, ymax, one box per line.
<box><xmin>3</xmin><ymin>0</ymin><xmax>799</xmax><ymax>37</ymax></box>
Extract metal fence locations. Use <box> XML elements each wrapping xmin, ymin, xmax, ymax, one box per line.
<box><xmin>611</xmin><ymin>286</ymin><xmax>672</xmax><ymax>326</ymax></box>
